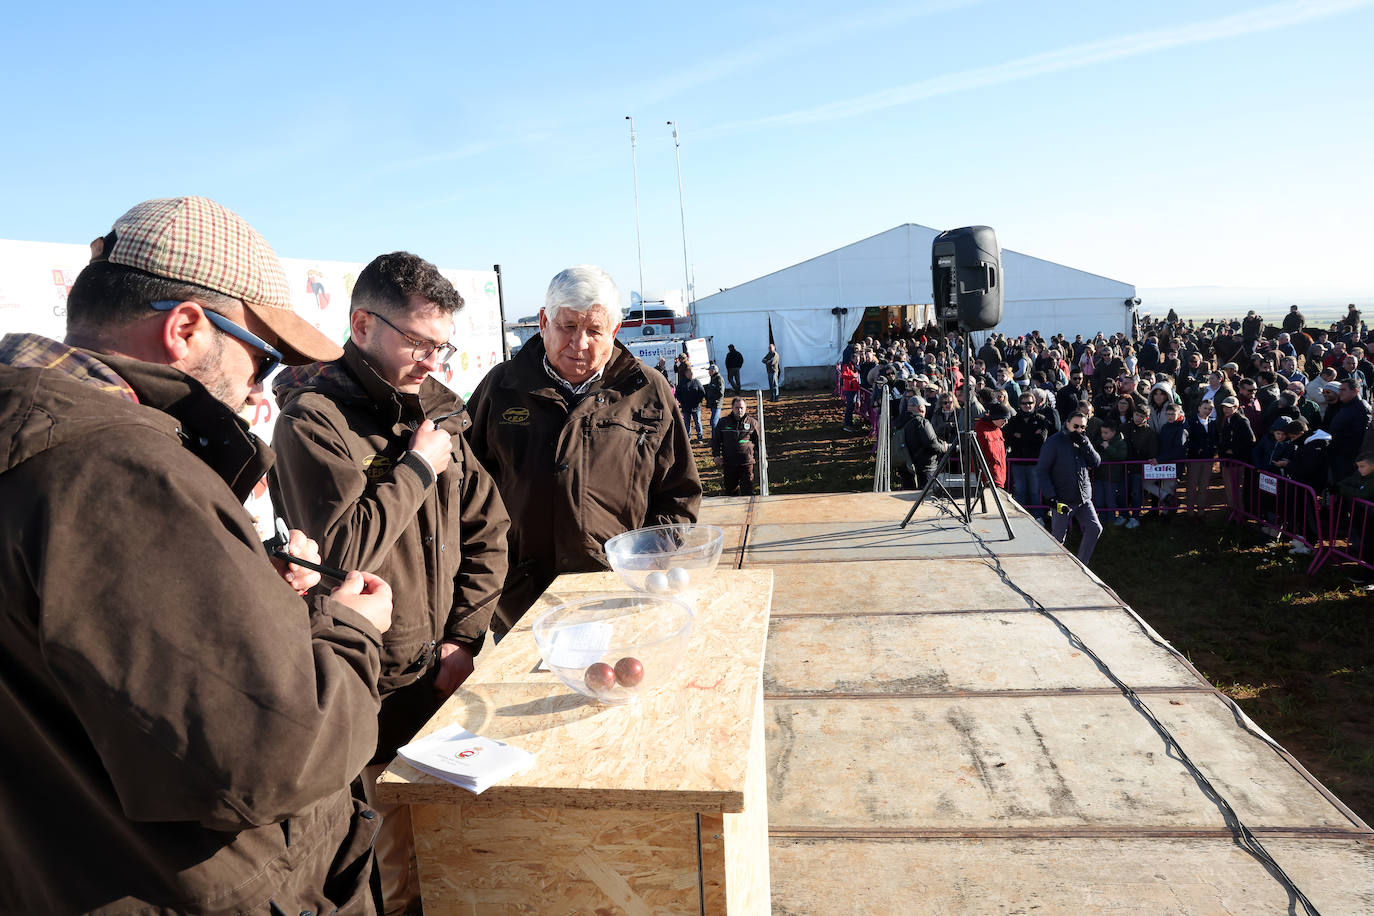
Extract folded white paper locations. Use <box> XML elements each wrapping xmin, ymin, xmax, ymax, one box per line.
<box><xmin>397</xmin><ymin>725</ymin><xmax>535</xmax><ymax>794</ymax></box>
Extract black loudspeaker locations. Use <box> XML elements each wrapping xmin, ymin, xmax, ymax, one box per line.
<box><xmin>932</xmin><ymin>226</ymin><xmax>1002</xmax><ymax>332</ymax></box>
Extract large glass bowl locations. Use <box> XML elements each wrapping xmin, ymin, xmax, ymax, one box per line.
<box><xmin>531</xmin><ymin>594</ymin><xmax>694</xmax><ymax>705</ymax></box>
<box><xmin>603</xmin><ymin>524</ymin><xmax>725</xmax><ymax>595</ymax></box>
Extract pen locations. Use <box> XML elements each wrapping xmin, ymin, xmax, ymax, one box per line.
<box><xmin>270</xmin><ymin>519</ymin><xmax>350</xmax><ymax>582</ymax></box>
<box><xmin>428</xmin><ymin>409</ymin><xmax>464</xmax><ymax>425</ymax></box>
<box><xmin>270</xmin><ymin>547</ymin><xmax>350</xmax><ymax>583</ymax></box>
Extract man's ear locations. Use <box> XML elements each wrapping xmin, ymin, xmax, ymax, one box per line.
<box><xmin>159</xmin><ymin>301</ymin><xmax>205</xmax><ymax>363</ymax></box>
<box><xmin>349</xmin><ymin>308</ymin><xmax>371</xmax><ymax>343</ymax></box>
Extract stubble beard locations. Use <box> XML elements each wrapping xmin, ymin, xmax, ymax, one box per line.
<box><xmin>185</xmin><ymin>329</ymin><xmax>241</xmax><ymax>412</ymax></box>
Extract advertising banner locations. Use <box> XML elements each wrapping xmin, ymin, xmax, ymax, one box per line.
<box><xmin>0</xmin><ymin>239</ymin><xmax>504</xmax><ymax>536</ymax></box>
<box><xmin>685</xmin><ymin>337</ymin><xmax>711</xmax><ymax>380</ymax></box>
<box><xmin>624</xmin><ymin>337</ymin><xmax>685</xmax><ymax>369</ymax></box>
<box><xmin>0</xmin><ymin>239</ymin><xmax>504</xmax><ymax>432</ymax></box>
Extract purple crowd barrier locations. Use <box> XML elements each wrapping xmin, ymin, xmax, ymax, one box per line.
<box><xmin>1005</xmin><ymin>457</ymin><xmax>1216</xmax><ymax>515</ymax></box>
<box><xmin>1313</xmin><ymin>494</ymin><xmax>1374</xmax><ymax>575</ymax></box>
<box><xmin>1219</xmin><ymin>459</ymin><xmax>1326</xmax><ymax>574</ymax></box>
<box><xmin>1001</xmin><ymin>456</ymin><xmax>1327</xmax><ymax>573</ymax></box>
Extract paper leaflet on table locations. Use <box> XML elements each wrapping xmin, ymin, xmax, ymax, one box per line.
<box><xmin>535</xmin><ymin>621</ymin><xmax>613</xmax><ymax>671</ymax></box>
<box><xmin>397</xmin><ymin>725</ymin><xmax>535</xmax><ymax>795</ymax></box>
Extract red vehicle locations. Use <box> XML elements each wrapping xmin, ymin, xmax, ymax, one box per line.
<box><xmin>619</xmin><ymin>307</ymin><xmax>681</xmax><ymax>336</ymax></box>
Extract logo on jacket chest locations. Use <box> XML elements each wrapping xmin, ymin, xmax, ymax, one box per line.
<box><xmin>363</xmin><ymin>454</ymin><xmax>394</xmax><ymax>480</ymax></box>
<box><xmin>501</xmin><ymin>407</ymin><xmax>531</xmax><ymax>426</ymax></box>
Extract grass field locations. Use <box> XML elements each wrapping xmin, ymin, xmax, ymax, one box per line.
<box><xmin>693</xmin><ymin>389</ymin><xmax>1373</xmax><ymax>823</ymax></box>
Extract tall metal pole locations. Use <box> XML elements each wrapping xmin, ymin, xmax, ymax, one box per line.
<box><xmin>667</xmin><ymin>121</ymin><xmax>692</xmax><ymax>319</ymax></box>
<box><xmin>493</xmin><ymin>264</ymin><xmax>510</xmax><ymax>361</ymax></box>
<box><xmin>625</xmin><ymin>116</ymin><xmax>645</xmax><ymax>305</ymax></box>
<box><xmin>756</xmin><ymin>390</ymin><xmax>770</xmax><ymax>496</ymax></box>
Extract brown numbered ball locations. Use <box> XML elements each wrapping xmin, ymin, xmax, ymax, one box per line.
<box><xmin>584</xmin><ymin>662</ymin><xmax>617</xmax><ymax>694</ymax></box>
<box><xmin>614</xmin><ymin>656</ymin><xmax>645</xmax><ymax>688</ymax></box>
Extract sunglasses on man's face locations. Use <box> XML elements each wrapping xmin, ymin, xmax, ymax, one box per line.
<box><xmin>150</xmin><ymin>300</ymin><xmax>282</xmax><ymax>385</ymax></box>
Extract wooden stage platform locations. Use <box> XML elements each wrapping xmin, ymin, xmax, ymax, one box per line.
<box><xmin>701</xmin><ymin>492</ymin><xmax>1374</xmax><ymax>914</ymax></box>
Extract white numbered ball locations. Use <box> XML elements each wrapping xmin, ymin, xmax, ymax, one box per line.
<box><xmin>666</xmin><ymin>566</ymin><xmax>691</xmax><ymax>591</ymax></box>
<box><xmin>644</xmin><ymin>571</ymin><xmax>670</xmax><ymax>594</ymax></box>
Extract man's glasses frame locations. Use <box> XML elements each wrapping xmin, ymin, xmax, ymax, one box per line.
<box><xmin>364</xmin><ymin>310</ymin><xmax>457</xmax><ymax>364</ymax></box>
<box><xmin>150</xmin><ymin>300</ymin><xmax>282</xmax><ymax>384</ymax></box>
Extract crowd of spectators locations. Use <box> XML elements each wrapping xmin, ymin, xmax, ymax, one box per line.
<box><xmin>835</xmin><ymin>304</ymin><xmax>1374</xmax><ymax>563</ymax></box>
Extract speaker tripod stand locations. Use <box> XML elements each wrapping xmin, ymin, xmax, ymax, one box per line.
<box><xmin>899</xmin><ymin>427</ymin><xmax>1015</xmax><ymax>534</ymax></box>
<box><xmin>899</xmin><ymin>333</ymin><xmax>1015</xmax><ymax>538</ymax></box>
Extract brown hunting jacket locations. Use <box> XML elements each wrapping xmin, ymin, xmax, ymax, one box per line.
<box><xmin>466</xmin><ymin>337</ymin><xmax>702</xmax><ymax>633</ymax></box>
<box><xmin>0</xmin><ymin>334</ymin><xmax>383</xmax><ymax>915</ymax></box>
<box><xmin>269</xmin><ymin>343</ymin><xmax>510</xmax><ymax>758</ymax></box>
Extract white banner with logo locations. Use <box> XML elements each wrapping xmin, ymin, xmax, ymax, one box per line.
<box><xmin>0</xmin><ymin>239</ymin><xmax>504</xmax><ymax>536</ymax></box>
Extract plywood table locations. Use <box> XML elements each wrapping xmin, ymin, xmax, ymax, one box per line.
<box><xmin>377</xmin><ymin>568</ymin><xmax>774</xmax><ymax>914</ymax></box>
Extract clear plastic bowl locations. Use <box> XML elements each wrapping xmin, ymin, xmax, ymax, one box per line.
<box><xmin>603</xmin><ymin>524</ymin><xmax>725</xmax><ymax>595</ymax></box>
<box><xmin>532</xmin><ymin>594</ymin><xmax>694</xmax><ymax>705</ymax></box>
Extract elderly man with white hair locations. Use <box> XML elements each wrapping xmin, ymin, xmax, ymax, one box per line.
<box><xmin>466</xmin><ymin>265</ymin><xmax>702</xmax><ymax>635</ymax></box>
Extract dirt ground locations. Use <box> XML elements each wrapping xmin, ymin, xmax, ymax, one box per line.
<box><xmin>691</xmin><ymin>388</ymin><xmax>1373</xmax><ymax>824</ymax></box>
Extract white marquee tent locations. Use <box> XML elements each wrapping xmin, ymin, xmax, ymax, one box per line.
<box><xmin>691</xmin><ymin>224</ymin><xmax>1136</xmax><ymax>390</ymax></box>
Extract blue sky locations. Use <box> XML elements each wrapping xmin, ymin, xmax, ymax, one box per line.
<box><xmin>3</xmin><ymin>0</ymin><xmax>1371</xmax><ymax>317</ymax></box>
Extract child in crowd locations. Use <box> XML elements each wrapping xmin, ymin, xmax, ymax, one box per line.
<box><xmin>1094</xmin><ymin>419</ymin><xmax>1127</xmax><ymax>524</ymax></box>
<box><xmin>1122</xmin><ymin>406</ymin><xmax>1158</xmax><ymax>528</ymax></box>
<box><xmin>1333</xmin><ymin>454</ymin><xmax>1374</xmax><ymax>563</ymax></box>
<box><xmin>1184</xmin><ymin>399</ymin><xmax>1218</xmax><ymax>513</ymax></box>
<box><xmin>1147</xmin><ymin>403</ymin><xmax>1188</xmax><ymax>515</ymax></box>
<box><xmin>1338</xmin><ymin>454</ymin><xmax>1374</xmax><ymax>501</ymax></box>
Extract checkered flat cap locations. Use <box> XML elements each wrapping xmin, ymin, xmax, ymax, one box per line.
<box><xmin>105</xmin><ymin>196</ymin><xmax>339</xmax><ymax>364</ymax></box>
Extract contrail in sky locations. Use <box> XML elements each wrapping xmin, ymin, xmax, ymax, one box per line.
<box><xmin>703</xmin><ymin>0</ymin><xmax>1374</xmax><ymax>135</ymax></box>
<box><xmin>630</xmin><ymin>0</ymin><xmax>980</xmax><ymax>108</ymax></box>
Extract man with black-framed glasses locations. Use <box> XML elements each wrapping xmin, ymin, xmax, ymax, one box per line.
<box><xmin>269</xmin><ymin>250</ymin><xmax>510</xmax><ymax>916</ymax></box>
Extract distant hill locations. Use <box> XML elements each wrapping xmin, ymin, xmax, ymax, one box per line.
<box><xmin>1138</xmin><ymin>286</ymin><xmax>1372</xmax><ymax>324</ymax></box>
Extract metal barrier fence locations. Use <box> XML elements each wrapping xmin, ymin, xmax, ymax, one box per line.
<box><xmin>1000</xmin><ymin>457</ymin><xmax>1328</xmax><ymax>574</ymax></box>
<box><xmin>755</xmin><ymin>390</ymin><xmax>770</xmax><ymax>496</ymax></box>
<box><xmin>1313</xmin><ymin>494</ymin><xmax>1374</xmax><ymax>575</ymax></box>
<box><xmin>847</xmin><ymin>396</ymin><xmax>1369</xmax><ymax>578</ymax></box>
<box><xmin>1218</xmin><ymin>460</ymin><xmax>1326</xmax><ymax>574</ymax></box>
<box><xmin>1005</xmin><ymin>457</ymin><xmax>1216</xmax><ymax>515</ymax></box>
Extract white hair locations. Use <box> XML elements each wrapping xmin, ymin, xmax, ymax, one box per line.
<box><xmin>544</xmin><ymin>265</ymin><xmax>621</xmax><ymax>324</ymax></box>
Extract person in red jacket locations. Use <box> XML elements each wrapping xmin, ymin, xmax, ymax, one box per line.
<box><xmin>976</xmin><ymin>401</ymin><xmax>1013</xmax><ymax>488</ymax></box>
<box><xmin>839</xmin><ymin>359</ymin><xmax>861</xmax><ymax>430</ymax></box>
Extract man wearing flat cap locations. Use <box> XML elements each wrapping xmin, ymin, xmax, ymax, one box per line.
<box><xmin>466</xmin><ymin>264</ymin><xmax>702</xmax><ymax>636</ymax></box>
<box><xmin>0</xmin><ymin>196</ymin><xmax>394</xmax><ymax>914</ymax></box>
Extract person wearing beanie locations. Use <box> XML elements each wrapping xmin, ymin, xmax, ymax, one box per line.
<box><xmin>975</xmin><ymin>401</ymin><xmax>1012</xmax><ymax>489</ymax></box>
